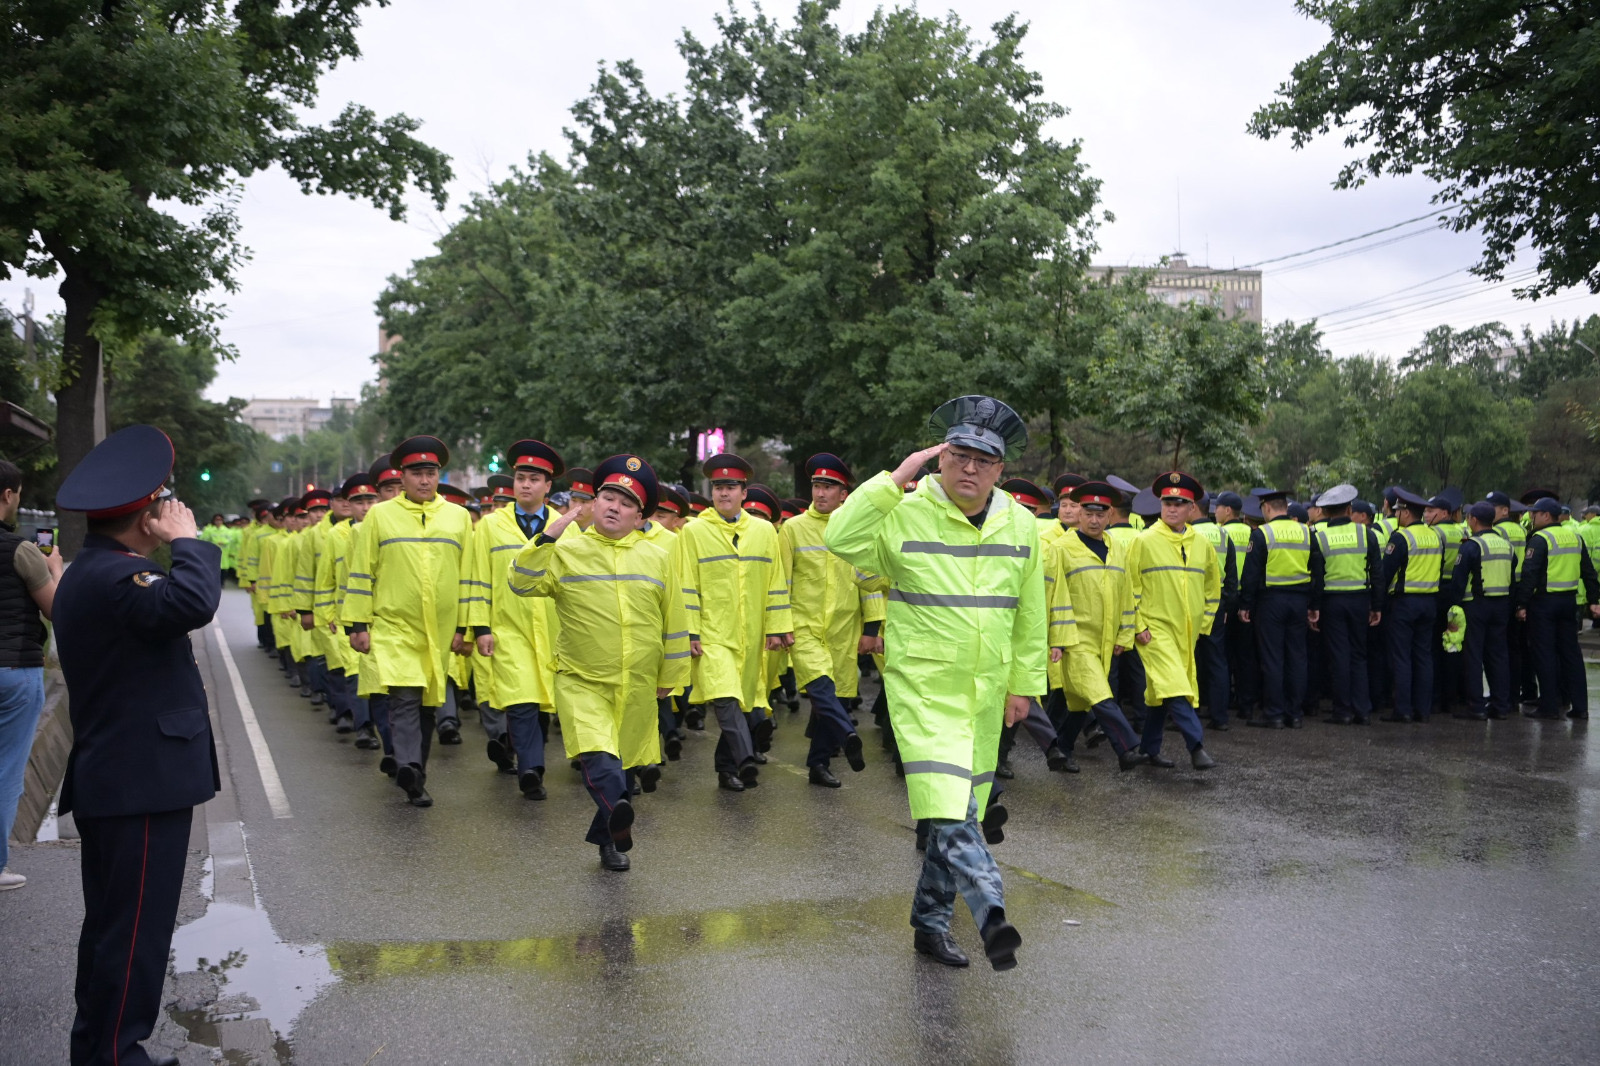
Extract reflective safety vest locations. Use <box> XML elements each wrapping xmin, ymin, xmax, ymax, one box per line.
<box><xmin>1221</xmin><ymin>520</ymin><xmax>1251</xmax><ymax>555</ymax></box>
<box><xmin>1375</xmin><ymin>515</ymin><xmax>1397</xmax><ymax>542</ymax></box>
<box><xmin>1534</xmin><ymin>523</ymin><xmax>1583</xmax><ymax>594</ymax></box>
<box><xmin>1464</xmin><ymin>531</ymin><xmax>1513</xmax><ymax>601</ymax></box>
<box><xmin>1261</xmin><ymin>518</ymin><xmax>1311</xmax><ymax>587</ymax></box>
<box><xmin>1435</xmin><ymin>521</ymin><xmax>1464</xmax><ymax>576</ymax></box>
<box><xmin>1495</xmin><ymin>519</ymin><xmax>1527</xmax><ymax>568</ymax></box>
<box><xmin>1193</xmin><ymin>520</ymin><xmax>1227</xmax><ymax>565</ymax></box>
<box><xmin>1392</xmin><ymin>524</ymin><xmax>1443</xmax><ymax>595</ymax></box>
<box><xmin>1314</xmin><ymin>521</ymin><xmax>1369</xmax><ymax>592</ymax></box>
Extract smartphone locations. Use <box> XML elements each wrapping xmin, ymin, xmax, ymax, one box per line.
<box><xmin>34</xmin><ymin>528</ymin><xmax>55</xmax><ymax>555</ymax></box>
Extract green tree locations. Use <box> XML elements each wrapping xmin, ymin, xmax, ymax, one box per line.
<box><xmin>1</xmin><ymin>1</ymin><xmax>451</xmax><ymax>553</ymax></box>
<box><xmin>1510</xmin><ymin>315</ymin><xmax>1600</xmax><ymax>400</ymax></box>
<box><xmin>1374</xmin><ymin>364</ymin><xmax>1530</xmax><ymax>497</ymax></box>
<box><xmin>1249</xmin><ymin>0</ymin><xmax>1600</xmax><ymax>298</ymax></box>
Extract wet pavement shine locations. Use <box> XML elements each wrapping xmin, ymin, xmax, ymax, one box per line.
<box><xmin>6</xmin><ymin>587</ymin><xmax>1599</xmax><ymax>1065</ymax></box>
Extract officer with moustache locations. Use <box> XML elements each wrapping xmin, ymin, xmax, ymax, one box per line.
<box><xmin>54</xmin><ymin>426</ymin><xmax>222</xmax><ymax>1066</ymax></box>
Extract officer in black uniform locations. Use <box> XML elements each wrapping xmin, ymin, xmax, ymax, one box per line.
<box><xmin>54</xmin><ymin>425</ymin><xmax>222</xmax><ymax>1066</ymax></box>
<box><xmin>1380</xmin><ymin>487</ymin><xmax>1443</xmax><ymax>722</ymax></box>
<box><xmin>1515</xmin><ymin>497</ymin><xmax>1600</xmax><ymax>720</ymax></box>
<box><xmin>1240</xmin><ymin>488</ymin><xmax>1320</xmax><ymax>728</ymax></box>
<box><xmin>1445</xmin><ymin>502</ymin><xmax>1517</xmax><ymax>720</ymax></box>
<box><xmin>1309</xmin><ymin>485</ymin><xmax>1383</xmax><ymax>724</ymax></box>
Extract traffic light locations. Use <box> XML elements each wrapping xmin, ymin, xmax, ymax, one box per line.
<box><xmin>199</xmin><ymin>468</ymin><xmax>212</xmax><ymax>482</ymax></box>
<box><xmin>488</xmin><ymin>454</ymin><xmax>502</xmax><ymax>473</ymax></box>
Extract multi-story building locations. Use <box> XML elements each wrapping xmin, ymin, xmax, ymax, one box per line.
<box><xmin>243</xmin><ymin>396</ymin><xmax>358</xmax><ymax>441</ymax></box>
<box><xmin>1091</xmin><ymin>255</ymin><xmax>1263</xmax><ymax>324</ymax></box>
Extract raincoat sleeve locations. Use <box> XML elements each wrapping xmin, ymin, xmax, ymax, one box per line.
<box><xmin>290</xmin><ymin>531</ymin><xmax>316</xmax><ymax>615</ymax></box>
<box><xmin>674</xmin><ymin>533</ymin><xmax>702</xmax><ymax>637</ymax></box>
<box><xmin>1127</xmin><ymin>536</ymin><xmax>1148</xmax><ymax>635</ymax></box>
<box><xmin>312</xmin><ymin>528</ymin><xmax>339</xmax><ymax>627</ymax></box>
<box><xmin>1009</xmin><ymin>522</ymin><xmax>1049</xmax><ymax>697</ymax></box>
<box><xmin>765</xmin><ymin>536</ymin><xmax>793</xmax><ymax>637</ymax></box>
<box><xmin>1115</xmin><ymin>560</ymin><xmax>1136</xmax><ymax>651</ymax></box>
<box><xmin>465</xmin><ymin>524</ymin><xmax>493</xmax><ymax>630</ymax></box>
<box><xmin>822</xmin><ymin>471</ymin><xmax>900</xmax><ymax>580</ymax></box>
<box><xmin>1045</xmin><ymin>544</ymin><xmax>1080</xmax><ymax>652</ymax></box>
<box><xmin>856</xmin><ymin>567</ymin><xmax>887</xmax><ymax>625</ymax></box>
<box><xmin>507</xmin><ymin>536</ymin><xmax>562</xmax><ymax>600</ymax></box>
<box><xmin>657</xmin><ymin>555</ymin><xmax>692</xmax><ymax>690</ymax></box>
<box><xmin>343</xmin><ymin>519</ymin><xmax>377</xmax><ymax>626</ymax></box>
<box><xmin>1199</xmin><ymin>535</ymin><xmax>1222</xmax><ymax>637</ymax></box>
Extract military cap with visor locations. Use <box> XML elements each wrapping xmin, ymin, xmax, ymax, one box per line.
<box><xmin>436</xmin><ymin>482</ymin><xmax>473</xmax><ymax>506</ymax></box>
<box><xmin>703</xmin><ymin>453</ymin><xmax>753</xmax><ymax>484</ymax></box>
<box><xmin>487</xmin><ymin>473</ymin><xmax>515</xmax><ymax>500</ymax></box>
<box><xmin>685</xmin><ymin>490</ymin><xmax>711</xmax><ymax>514</ymax></box>
<box><xmin>1052</xmin><ymin>472</ymin><xmax>1087</xmax><ymax>496</ymax></box>
<box><xmin>56</xmin><ymin>425</ymin><xmax>175</xmax><ymax>519</ymax></box>
<box><xmin>1070</xmin><ymin>480</ymin><xmax>1121</xmax><ymax>512</ymax></box>
<box><xmin>742</xmin><ymin>484</ymin><xmax>781</xmax><ymax>521</ymax></box>
<box><xmin>805</xmin><ymin>453</ymin><xmax>852</xmax><ymax>487</ymax></box>
<box><xmin>593</xmin><ymin>454</ymin><xmax>659</xmax><ymax>515</ymax></box>
<box><xmin>301</xmin><ymin>488</ymin><xmax>333</xmax><ymax>510</ymax></box>
<box><xmin>929</xmin><ymin>394</ymin><xmax>1028</xmax><ymax>461</ymax></box>
<box><xmin>339</xmin><ymin>472</ymin><xmax>379</xmax><ymax>500</ymax></box>
<box><xmin>1317</xmin><ymin>484</ymin><xmax>1359</xmax><ymax>509</ymax></box>
<box><xmin>565</xmin><ymin>467</ymin><xmax>596</xmax><ymax>500</ymax></box>
<box><xmin>506</xmin><ymin>439</ymin><xmax>564</xmax><ymax>478</ymax></box>
<box><xmin>781</xmin><ymin>498</ymin><xmax>807</xmax><ymax>520</ymax></box>
<box><xmin>655</xmin><ymin>485</ymin><xmax>688</xmax><ymax>517</ymax></box>
<box><xmin>391</xmin><ymin>435</ymin><xmax>449</xmax><ymax>470</ymax></box>
<box><xmin>1000</xmin><ymin>478</ymin><xmax>1051</xmax><ymax>511</ymax></box>
<box><xmin>369</xmin><ymin>457</ymin><xmax>403</xmax><ymax>486</ymax></box>
<box><xmin>1154</xmin><ymin>471</ymin><xmax>1204</xmax><ymax>503</ymax></box>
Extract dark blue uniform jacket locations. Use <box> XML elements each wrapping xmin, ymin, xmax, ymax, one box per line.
<box><xmin>56</xmin><ymin>534</ymin><xmax>222</xmax><ymax>817</ymax></box>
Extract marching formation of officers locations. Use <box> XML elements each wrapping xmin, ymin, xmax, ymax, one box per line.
<box><xmin>227</xmin><ymin>425</ymin><xmax>1595</xmax><ymax>884</ymax></box>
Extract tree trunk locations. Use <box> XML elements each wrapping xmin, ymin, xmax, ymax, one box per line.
<box><xmin>54</xmin><ymin>272</ymin><xmax>107</xmax><ymax>559</ymax></box>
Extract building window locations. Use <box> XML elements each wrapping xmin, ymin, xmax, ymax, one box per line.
<box><xmin>1237</xmin><ymin>295</ymin><xmax>1253</xmax><ymax>310</ymax></box>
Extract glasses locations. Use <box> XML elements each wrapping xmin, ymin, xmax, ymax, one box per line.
<box><xmin>946</xmin><ymin>451</ymin><xmax>1002</xmax><ymax>471</ymax></box>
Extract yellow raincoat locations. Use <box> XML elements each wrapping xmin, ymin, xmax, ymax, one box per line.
<box><xmin>314</xmin><ymin>519</ymin><xmax>355</xmax><ymax>676</ymax></box>
<box><xmin>465</xmin><ymin>505</ymin><xmax>559</xmax><ymax>709</ymax></box>
<box><xmin>508</xmin><ymin>525</ymin><xmax>691</xmax><ymax>766</ymax></box>
<box><xmin>1126</xmin><ymin>520</ymin><xmax>1221</xmax><ymax>705</ymax></box>
<box><xmin>779</xmin><ymin>506</ymin><xmax>886</xmax><ymax>697</ymax></box>
<box><xmin>826</xmin><ymin>472</ymin><xmax>1047</xmax><ymax>821</ymax></box>
<box><xmin>673</xmin><ymin>509</ymin><xmax>791</xmax><ymax>708</ymax></box>
<box><xmin>343</xmin><ymin>495</ymin><xmax>472</xmax><ymax>707</ymax></box>
<box><xmin>261</xmin><ymin>530</ymin><xmax>297</xmax><ymax>651</ymax></box>
<box><xmin>1047</xmin><ymin>529</ymin><xmax>1136</xmax><ymax>710</ymax></box>
<box><xmin>291</xmin><ymin>514</ymin><xmax>336</xmax><ymax>662</ymax></box>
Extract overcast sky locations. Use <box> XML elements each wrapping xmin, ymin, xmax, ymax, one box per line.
<box><xmin>5</xmin><ymin>0</ymin><xmax>1596</xmax><ymax>406</ymax></box>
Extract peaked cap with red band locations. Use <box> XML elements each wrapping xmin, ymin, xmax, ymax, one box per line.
<box><xmin>506</xmin><ymin>439</ymin><xmax>565</xmax><ymax>478</ymax></box>
<box><xmin>1052</xmin><ymin>472</ymin><xmax>1087</xmax><ymax>496</ymax></box>
<box><xmin>1070</xmin><ymin>480</ymin><xmax>1121</xmax><ymax>511</ymax></box>
<box><xmin>1152</xmin><ymin>471</ymin><xmax>1204</xmax><ymax>502</ymax></box>
<box><xmin>368</xmin><ymin>457</ymin><xmax>402</xmax><ymax>486</ymax></box>
<box><xmin>594</xmin><ymin>454</ymin><xmax>659</xmax><ymax>515</ymax></box>
<box><xmin>56</xmin><ymin>424</ymin><xmax>175</xmax><ymax>519</ymax></box>
<box><xmin>656</xmin><ymin>485</ymin><xmax>687</xmax><ymax>516</ymax></box>
<box><xmin>301</xmin><ymin>488</ymin><xmax>333</xmax><ymax>509</ymax></box>
<box><xmin>339</xmin><ymin>473</ymin><xmax>378</xmax><ymax>499</ymax></box>
<box><xmin>805</xmin><ymin>452</ymin><xmax>852</xmax><ymax>487</ymax></box>
<box><xmin>487</xmin><ymin>473</ymin><xmax>515</xmax><ymax>500</ymax></box>
<box><xmin>702</xmin><ymin>452</ymin><xmax>752</xmax><ymax>484</ymax></box>
<box><xmin>390</xmin><ymin>435</ymin><xmax>449</xmax><ymax>470</ymax></box>
<box><xmin>781</xmin><ymin>498</ymin><xmax>807</xmax><ymax>519</ymax></box>
<box><xmin>566</xmin><ymin>467</ymin><xmax>596</xmax><ymax>499</ymax></box>
<box><xmin>686</xmin><ymin>491</ymin><xmax>710</xmax><ymax>514</ymax></box>
<box><xmin>1000</xmin><ymin>477</ymin><xmax>1051</xmax><ymax>513</ymax></box>
<box><xmin>436</xmin><ymin>482</ymin><xmax>472</xmax><ymax>506</ymax></box>
<box><xmin>743</xmin><ymin>484</ymin><xmax>781</xmax><ymax>521</ymax></box>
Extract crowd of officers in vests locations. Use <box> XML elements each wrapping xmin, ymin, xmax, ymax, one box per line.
<box><xmin>222</xmin><ymin>434</ymin><xmax>1596</xmax><ymax>871</ymax></box>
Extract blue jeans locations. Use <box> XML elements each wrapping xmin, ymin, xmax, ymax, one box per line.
<box><xmin>0</xmin><ymin>666</ymin><xmax>46</xmax><ymax>869</ymax></box>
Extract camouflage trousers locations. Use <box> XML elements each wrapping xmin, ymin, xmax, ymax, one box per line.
<box><xmin>911</xmin><ymin>792</ymin><xmax>1005</xmax><ymax>934</ymax></box>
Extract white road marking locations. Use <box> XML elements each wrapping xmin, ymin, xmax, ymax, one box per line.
<box><xmin>211</xmin><ymin>619</ymin><xmax>292</xmax><ymax>818</ymax></box>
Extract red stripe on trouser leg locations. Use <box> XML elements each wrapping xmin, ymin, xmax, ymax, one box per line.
<box><xmin>111</xmin><ymin>815</ymin><xmax>149</xmax><ymax>1066</ymax></box>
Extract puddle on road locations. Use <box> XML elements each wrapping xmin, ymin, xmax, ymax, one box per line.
<box><xmin>169</xmin><ymin>896</ymin><xmax>336</xmax><ymax>1061</ymax></box>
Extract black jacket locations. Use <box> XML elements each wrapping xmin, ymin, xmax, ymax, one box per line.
<box><xmin>56</xmin><ymin>534</ymin><xmax>222</xmax><ymax>817</ymax></box>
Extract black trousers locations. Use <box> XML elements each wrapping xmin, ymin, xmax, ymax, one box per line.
<box><xmin>1462</xmin><ymin>598</ymin><xmax>1512</xmax><ymax>716</ymax></box>
<box><xmin>1195</xmin><ymin>610</ymin><xmax>1229</xmax><ymax>724</ymax></box>
<box><xmin>1226</xmin><ymin>611</ymin><xmax>1260</xmax><ymax>715</ymax></box>
<box><xmin>1527</xmin><ymin>596</ymin><xmax>1586</xmax><ymax>718</ymax></box>
<box><xmin>1255</xmin><ymin>589</ymin><xmax>1310</xmax><ymax>722</ymax></box>
<box><xmin>1387</xmin><ymin>594</ymin><xmax>1436</xmax><ymax>720</ymax></box>
<box><xmin>72</xmin><ymin>807</ymin><xmax>194</xmax><ymax>1066</ymax></box>
<box><xmin>1368</xmin><ymin>611</ymin><xmax>1391</xmax><ymax>712</ymax></box>
<box><xmin>1321</xmin><ymin>593</ymin><xmax>1372</xmax><ymax>719</ymax></box>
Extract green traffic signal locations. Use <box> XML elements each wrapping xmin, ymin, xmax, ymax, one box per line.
<box><xmin>200</xmin><ymin>469</ymin><xmax>212</xmax><ymax>482</ymax></box>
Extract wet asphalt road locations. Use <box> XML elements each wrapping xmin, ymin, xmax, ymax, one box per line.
<box><xmin>10</xmin><ymin>586</ymin><xmax>1600</xmax><ymax>1065</ymax></box>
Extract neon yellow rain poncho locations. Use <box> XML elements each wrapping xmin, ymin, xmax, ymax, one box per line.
<box><xmin>1047</xmin><ymin>529</ymin><xmax>1136</xmax><ymax>710</ymax></box>
<box><xmin>343</xmin><ymin>495</ymin><xmax>473</xmax><ymax>707</ymax></box>
<box><xmin>313</xmin><ymin>518</ymin><xmax>356</xmax><ymax>677</ymax></box>
<box><xmin>465</xmin><ymin>504</ymin><xmax>559</xmax><ymax>709</ymax></box>
<box><xmin>291</xmin><ymin>514</ymin><xmax>336</xmax><ymax>663</ymax></box>
<box><xmin>674</xmin><ymin>509</ymin><xmax>791</xmax><ymax>708</ymax></box>
<box><xmin>780</xmin><ymin>506</ymin><xmax>886</xmax><ymax>697</ymax></box>
<box><xmin>1126</xmin><ymin>520</ymin><xmax>1221</xmax><ymax>705</ymax></box>
<box><xmin>826</xmin><ymin>472</ymin><xmax>1047</xmax><ymax>822</ymax></box>
<box><xmin>507</xmin><ymin>525</ymin><xmax>691</xmax><ymax>766</ymax></box>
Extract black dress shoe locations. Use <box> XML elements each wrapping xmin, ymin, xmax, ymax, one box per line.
<box><xmin>809</xmin><ymin>765</ymin><xmax>841</xmax><ymax>788</ymax></box>
<box><xmin>519</xmin><ymin>770</ymin><xmax>546</xmax><ymax>800</ymax></box>
<box><xmin>665</xmin><ymin>735</ymin><xmax>683</xmax><ymax>761</ymax></box>
<box><xmin>1453</xmin><ymin>711</ymin><xmax>1488</xmax><ymax>720</ymax></box>
<box><xmin>717</xmin><ymin>771</ymin><xmax>746</xmax><ymax>792</ymax></box>
<box><xmin>844</xmin><ymin>732</ymin><xmax>866</xmax><ymax>772</ymax></box>
<box><xmin>981</xmin><ymin>803</ymin><xmax>1008</xmax><ymax>845</ymax></box>
<box><xmin>1118</xmin><ymin>749</ymin><xmax>1143</xmax><ymax>772</ymax></box>
<box><xmin>752</xmin><ymin>716</ymin><xmax>775</xmax><ymax>753</ymax></box>
<box><xmin>1286</xmin><ymin>718</ymin><xmax>1304</xmax><ymax>729</ymax></box>
<box><xmin>1380</xmin><ymin>714</ymin><xmax>1413</xmax><ymax>723</ymax></box>
<box><xmin>379</xmin><ymin>755</ymin><xmax>398</xmax><ymax>776</ymax></box>
<box><xmin>1207</xmin><ymin>719</ymin><xmax>1231</xmax><ymax>731</ymax></box>
<box><xmin>639</xmin><ymin>765</ymin><xmax>661</xmax><ymax>793</ymax></box>
<box><xmin>1190</xmin><ymin>747</ymin><xmax>1215</xmax><ymax>770</ymax></box>
<box><xmin>995</xmin><ymin>758</ymin><xmax>1015</xmax><ymax>780</ymax></box>
<box><xmin>608</xmin><ymin>798</ymin><xmax>635</xmax><ymax>851</ymax></box>
<box><xmin>438</xmin><ymin>727</ymin><xmax>462</xmax><ymax>745</ymax></box>
<box><xmin>1045</xmin><ymin>744</ymin><xmax>1070</xmax><ymax>772</ymax></box>
<box><xmin>1085</xmin><ymin>730</ymin><xmax>1106</xmax><ymax>749</ymax></box>
<box><xmin>1353</xmin><ymin>716</ymin><xmax>1371</xmax><ymax>725</ymax></box>
<box><xmin>686</xmin><ymin>711</ymin><xmax>705</xmax><ymax>731</ymax></box>
<box><xmin>354</xmin><ymin>733</ymin><xmax>380</xmax><ymax>750</ymax></box>
<box><xmin>751</xmin><ymin>751</ymin><xmax>769</xmax><ymax>765</ymax></box>
<box><xmin>1568</xmin><ymin>710</ymin><xmax>1589</xmax><ymax>720</ymax></box>
<box><xmin>334</xmin><ymin>714</ymin><xmax>354</xmax><ymax>733</ymax></box>
<box><xmin>1487</xmin><ymin>710</ymin><xmax>1510</xmax><ymax>720</ymax></box>
<box><xmin>738</xmin><ymin>762</ymin><xmax>760</xmax><ymax>787</ymax></box>
<box><xmin>396</xmin><ymin>765</ymin><xmax>429</xmax><ymax>803</ymax></box>
<box><xmin>980</xmin><ymin>913</ymin><xmax>1022</xmax><ymax>971</ymax></box>
<box><xmin>408</xmin><ymin>787</ymin><xmax>433</xmax><ymax>808</ymax></box>
<box><xmin>300</xmin><ymin>684</ymin><xmax>314</xmax><ymax>699</ymax></box>
<box><xmin>310</xmin><ymin>692</ymin><xmax>326</xmax><ymax>707</ymax></box>
<box><xmin>1144</xmin><ymin>752</ymin><xmax>1176</xmax><ymax>768</ymax></box>
<box><xmin>1324</xmin><ymin>713</ymin><xmax>1354</xmax><ymax>725</ymax></box>
<box><xmin>913</xmin><ymin>929</ymin><xmax>969</xmax><ymax>967</ymax></box>
<box><xmin>599</xmin><ymin>842</ymin><xmax>630</xmax><ymax>872</ymax></box>
<box><xmin>1249</xmin><ymin>717</ymin><xmax>1284</xmax><ymax>729</ymax></box>
<box><xmin>487</xmin><ymin>737</ymin><xmax>513</xmax><ymax>772</ymax></box>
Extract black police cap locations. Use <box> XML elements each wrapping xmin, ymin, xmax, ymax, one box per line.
<box><xmin>391</xmin><ymin>435</ymin><xmax>449</xmax><ymax>470</ymax></box>
<box><xmin>56</xmin><ymin>425</ymin><xmax>174</xmax><ymax>519</ymax></box>
<box><xmin>703</xmin><ymin>453</ymin><xmax>752</xmax><ymax>483</ymax></box>
<box><xmin>743</xmin><ymin>484</ymin><xmax>781</xmax><ymax>521</ymax></box>
<box><xmin>805</xmin><ymin>453</ymin><xmax>852</xmax><ymax>486</ymax></box>
<box><xmin>594</xmin><ymin>454</ymin><xmax>659</xmax><ymax>515</ymax></box>
<box><xmin>505</xmin><ymin>440</ymin><xmax>564</xmax><ymax>478</ymax></box>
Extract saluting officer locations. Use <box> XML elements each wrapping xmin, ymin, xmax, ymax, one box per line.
<box><xmin>1516</xmin><ymin>497</ymin><xmax>1600</xmax><ymax>720</ymax></box>
<box><xmin>54</xmin><ymin>426</ymin><xmax>223</xmax><ymax>1066</ymax></box>
<box><xmin>1309</xmin><ymin>485</ymin><xmax>1383</xmax><ymax>725</ymax></box>
<box><xmin>1381</xmin><ymin>488</ymin><xmax>1444</xmax><ymax>723</ymax></box>
<box><xmin>1241</xmin><ymin>488</ymin><xmax>1318</xmax><ymax>728</ymax></box>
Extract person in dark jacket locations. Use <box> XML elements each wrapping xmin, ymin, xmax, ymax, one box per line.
<box><xmin>53</xmin><ymin>425</ymin><xmax>222</xmax><ymax>1066</ymax></box>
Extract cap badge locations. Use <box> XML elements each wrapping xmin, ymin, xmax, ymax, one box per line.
<box><xmin>1169</xmin><ymin>473</ymin><xmax>1181</xmax><ymax>484</ymax></box>
<box><xmin>626</xmin><ymin>457</ymin><xmax>641</xmax><ymax>472</ymax></box>
<box><xmin>975</xmin><ymin>397</ymin><xmax>995</xmax><ymax>422</ymax></box>
<box><xmin>619</xmin><ymin>476</ymin><xmax>632</xmax><ymax>486</ymax></box>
